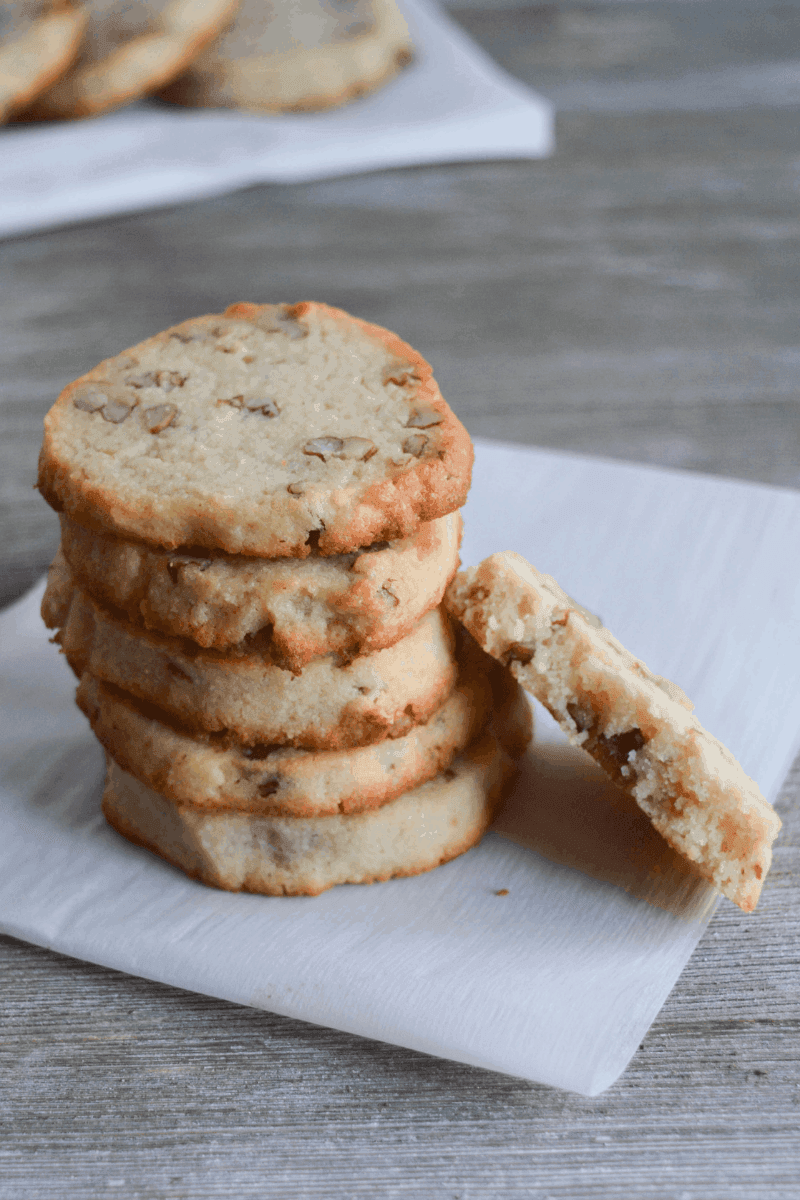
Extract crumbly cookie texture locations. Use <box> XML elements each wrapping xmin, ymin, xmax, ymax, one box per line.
<box><xmin>445</xmin><ymin>551</ymin><xmax>782</xmax><ymax>912</ymax></box>
<box><xmin>160</xmin><ymin>0</ymin><xmax>412</xmax><ymax>114</ymax></box>
<box><xmin>44</xmin><ymin>559</ymin><xmax>458</xmax><ymax>750</ymax></box>
<box><xmin>38</xmin><ymin>301</ymin><xmax>473</xmax><ymax>557</ymax></box>
<box><xmin>76</xmin><ymin>654</ymin><xmax>505</xmax><ymax>817</ymax></box>
<box><xmin>101</xmin><ymin>729</ymin><xmax>514</xmax><ymax>896</ymax></box>
<box><xmin>0</xmin><ymin>0</ymin><xmax>86</xmax><ymax>121</ymax></box>
<box><xmin>20</xmin><ymin>0</ymin><xmax>239</xmax><ymax>119</ymax></box>
<box><xmin>60</xmin><ymin>509</ymin><xmax>463</xmax><ymax>668</ymax></box>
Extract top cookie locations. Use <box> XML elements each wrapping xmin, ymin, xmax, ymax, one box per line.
<box><xmin>38</xmin><ymin>301</ymin><xmax>473</xmax><ymax>557</ymax></box>
<box><xmin>445</xmin><ymin>551</ymin><xmax>782</xmax><ymax>913</ymax></box>
<box><xmin>21</xmin><ymin>0</ymin><xmax>239</xmax><ymax>120</ymax></box>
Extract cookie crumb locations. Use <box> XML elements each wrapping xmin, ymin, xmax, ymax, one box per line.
<box><xmin>495</xmin><ymin>888</ymin><xmax>509</xmax><ymax>896</ymax></box>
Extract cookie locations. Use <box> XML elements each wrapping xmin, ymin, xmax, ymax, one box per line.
<box><xmin>40</xmin><ymin>540</ymin><xmax>73</xmax><ymax>628</ymax></box>
<box><xmin>445</xmin><ymin>552</ymin><xmax>782</xmax><ymax>912</ymax></box>
<box><xmin>160</xmin><ymin>0</ymin><xmax>412</xmax><ymax>114</ymax></box>
<box><xmin>101</xmin><ymin>728</ymin><xmax>515</xmax><ymax>896</ymax></box>
<box><xmin>37</xmin><ymin>302</ymin><xmax>473</xmax><ymax>557</ymax></box>
<box><xmin>76</xmin><ymin>651</ymin><xmax>512</xmax><ymax>815</ymax></box>
<box><xmin>45</xmin><ymin>562</ymin><xmax>458</xmax><ymax>749</ymax></box>
<box><xmin>60</xmin><ymin>509</ymin><xmax>462</xmax><ymax>669</ymax></box>
<box><xmin>20</xmin><ymin>0</ymin><xmax>239</xmax><ymax>120</ymax></box>
<box><xmin>0</xmin><ymin>0</ymin><xmax>85</xmax><ymax>122</ymax></box>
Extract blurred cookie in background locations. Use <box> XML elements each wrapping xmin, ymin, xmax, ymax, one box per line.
<box><xmin>0</xmin><ymin>0</ymin><xmax>86</xmax><ymax>121</ymax></box>
<box><xmin>19</xmin><ymin>0</ymin><xmax>240</xmax><ymax>119</ymax></box>
<box><xmin>160</xmin><ymin>0</ymin><xmax>413</xmax><ymax>114</ymax></box>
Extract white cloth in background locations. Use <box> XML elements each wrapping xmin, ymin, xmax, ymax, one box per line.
<box><xmin>0</xmin><ymin>0</ymin><xmax>553</xmax><ymax>239</ymax></box>
<box><xmin>2</xmin><ymin>441</ymin><xmax>798</xmax><ymax>1096</ymax></box>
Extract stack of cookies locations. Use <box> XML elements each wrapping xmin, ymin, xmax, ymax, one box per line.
<box><xmin>5</xmin><ymin>0</ymin><xmax>413</xmax><ymax>124</ymax></box>
<box><xmin>39</xmin><ymin>301</ymin><xmax>531</xmax><ymax>895</ymax></box>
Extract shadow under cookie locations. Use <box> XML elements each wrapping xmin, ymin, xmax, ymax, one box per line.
<box><xmin>493</xmin><ymin>738</ymin><xmax>717</xmax><ymax>920</ymax></box>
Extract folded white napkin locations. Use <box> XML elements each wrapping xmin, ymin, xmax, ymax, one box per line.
<box><xmin>1</xmin><ymin>441</ymin><xmax>797</xmax><ymax>1095</ymax></box>
<box><xmin>0</xmin><ymin>0</ymin><xmax>553</xmax><ymax>240</ymax></box>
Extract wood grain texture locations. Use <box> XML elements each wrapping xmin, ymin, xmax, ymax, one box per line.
<box><xmin>1</xmin><ymin>1</ymin><xmax>798</xmax><ymax>1194</ymax></box>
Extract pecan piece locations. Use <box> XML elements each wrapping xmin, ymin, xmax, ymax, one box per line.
<box><xmin>143</xmin><ymin>403</ymin><xmax>178</xmax><ymax>433</ymax></box>
<box><xmin>126</xmin><ymin>370</ymin><xmax>186</xmax><ymax>392</ymax></box>
<box><xmin>338</xmin><ymin>437</ymin><xmax>377</xmax><ymax>461</ymax></box>
<box><xmin>505</xmin><ymin>642</ymin><xmax>534</xmax><ymax>666</ymax></box>
<box><xmin>157</xmin><ymin>371</ymin><xmax>185</xmax><ymax>392</ymax></box>
<box><xmin>384</xmin><ymin>363</ymin><xmax>420</xmax><ymax>387</ymax></box>
<box><xmin>566</xmin><ymin>701</ymin><xmax>594</xmax><ymax>734</ymax></box>
<box><xmin>72</xmin><ymin>386</ymin><xmax>108</xmax><ymax>413</ymax></box>
<box><xmin>303</xmin><ymin>437</ymin><xmax>344</xmax><ymax>461</ymax></box>
<box><xmin>279</xmin><ymin>318</ymin><xmax>307</xmax><ymax>341</ymax></box>
<box><xmin>244</xmin><ymin>398</ymin><xmax>280</xmax><ymax>417</ymax></box>
<box><xmin>304</xmin><ymin>436</ymin><xmax>376</xmax><ymax>462</ymax></box>
<box><xmin>169</xmin><ymin>328</ymin><xmax>206</xmax><ymax>344</ymax></box>
<box><xmin>101</xmin><ymin>400</ymin><xmax>135</xmax><ymax>424</ymax></box>
<box><xmin>254</xmin><ymin>306</ymin><xmax>308</xmax><ymax>340</ymax></box>
<box><xmin>402</xmin><ymin>433</ymin><xmax>428</xmax><ymax>457</ymax></box>
<box><xmin>598</xmin><ymin>728</ymin><xmax>645</xmax><ymax>766</ymax></box>
<box><xmin>405</xmin><ymin>406</ymin><xmax>442</xmax><ymax>429</ymax></box>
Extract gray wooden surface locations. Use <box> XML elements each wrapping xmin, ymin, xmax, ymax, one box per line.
<box><xmin>1</xmin><ymin>2</ymin><xmax>799</xmax><ymax>1196</ymax></box>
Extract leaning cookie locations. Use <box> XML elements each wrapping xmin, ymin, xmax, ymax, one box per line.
<box><xmin>38</xmin><ymin>302</ymin><xmax>473</xmax><ymax>557</ymax></box>
<box><xmin>445</xmin><ymin>551</ymin><xmax>782</xmax><ymax>913</ymax></box>
<box><xmin>46</xmin><ymin>563</ymin><xmax>458</xmax><ymax>750</ymax></box>
<box><xmin>101</xmin><ymin>729</ymin><xmax>514</xmax><ymax>896</ymax></box>
<box><xmin>60</xmin><ymin>510</ymin><xmax>462</xmax><ymax>668</ymax></box>
<box><xmin>76</xmin><ymin>654</ymin><xmax>510</xmax><ymax>816</ymax></box>
<box><xmin>19</xmin><ymin>0</ymin><xmax>240</xmax><ymax>120</ymax></box>
<box><xmin>160</xmin><ymin>0</ymin><xmax>412</xmax><ymax>114</ymax></box>
<box><xmin>0</xmin><ymin>0</ymin><xmax>86</xmax><ymax>122</ymax></box>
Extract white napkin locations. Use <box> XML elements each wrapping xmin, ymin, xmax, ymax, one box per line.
<box><xmin>0</xmin><ymin>0</ymin><xmax>553</xmax><ymax>240</ymax></box>
<box><xmin>1</xmin><ymin>441</ymin><xmax>798</xmax><ymax>1096</ymax></box>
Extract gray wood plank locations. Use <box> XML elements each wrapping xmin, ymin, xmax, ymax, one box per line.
<box><xmin>3</xmin><ymin>105</ymin><xmax>800</xmax><ymax>608</ymax></box>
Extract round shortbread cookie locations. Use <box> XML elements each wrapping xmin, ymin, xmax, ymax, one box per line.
<box><xmin>37</xmin><ymin>302</ymin><xmax>473</xmax><ymax>557</ymax></box>
<box><xmin>45</xmin><ymin>564</ymin><xmax>458</xmax><ymax>749</ymax></box>
<box><xmin>20</xmin><ymin>0</ymin><xmax>239</xmax><ymax>120</ymax></box>
<box><xmin>0</xmin><ymin>0</ymin><xmax>85</xmax><ymax>121</ymax></box>
<box><xmin>60</xmin><ymin>509</ymin><xmax>463</xmax><ymax>668</ymax></box>
<box><xmin>101</xmin><ymin>729</ymin><xmax>515</xmax><ymax>895</ymax></box>
<box><xmin>445</xmin><ymin>551</ymin><xmax>782</xmax><ymax>913</ymax></box>
<box><xmin>76</xmin><ymin>651</ymin><xmax>518</xmax><ymax>815</ymax></box>
<box><xmin>160</xmin><ymin>0</ymin><xmax>412</xmax><ymax>114</ymax></box>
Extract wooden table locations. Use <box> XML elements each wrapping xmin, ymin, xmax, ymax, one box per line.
<box><xmin>1</xmin><ymin>2</ymin><xmax>798</xmax><ymax>1195</ymax></box>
